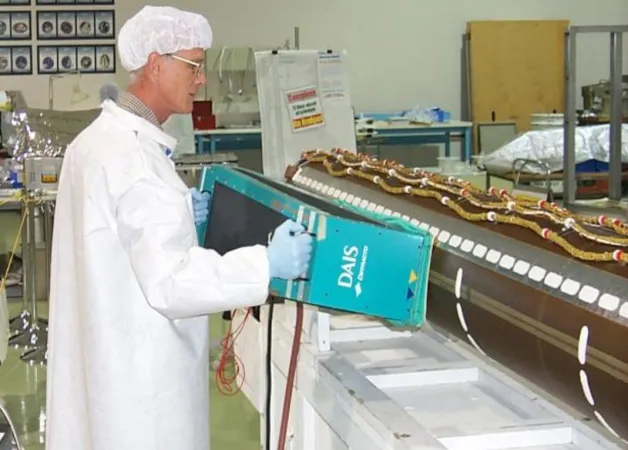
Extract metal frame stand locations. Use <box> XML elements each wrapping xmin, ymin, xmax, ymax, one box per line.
<box><xmin>22</xmin><ymin>200</ymin><xmax>53</xmax><ymax>366</ymax></box>
<box><xmin>563</xmin><ymin>25</ymin><xmax>627</xmax><ymax>206</ymax></box>
<box><xmin>8</xmin><ymin>207</ymin><xmax>36</xmax><ymax>335</ymax></box>
<box><xmin>8</xmin><ymin>193</ymin><xmax>49</xmax><ymax>365</ymax></box>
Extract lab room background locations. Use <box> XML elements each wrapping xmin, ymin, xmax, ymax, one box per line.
<box><xmin>1</xmin><ymin>0</ymin><xmax>627</xmax><ymax>118</ymax></box>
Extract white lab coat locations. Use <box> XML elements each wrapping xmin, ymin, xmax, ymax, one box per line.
<box><xmin>45</xmin><ymin>100</ymin><xmax>270</xmax><ymax>450</ymax></box>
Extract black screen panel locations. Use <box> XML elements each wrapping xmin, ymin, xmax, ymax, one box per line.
<box><xmin>204</xmin><ymin>170</ymin><xmax>410</xmax><ymax>255</ymax></box>
<box><xmin>204</xmin><ymin>182</ymin><xmax>286</xmax><ymax>254</ymax></box>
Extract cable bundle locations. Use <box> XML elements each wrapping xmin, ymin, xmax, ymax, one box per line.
<box><xmin>214</xmin><ymin>308</ymin><xmax>252</xmax><ymax>396</ymax></box>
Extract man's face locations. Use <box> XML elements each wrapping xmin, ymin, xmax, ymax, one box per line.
<box><xmin>158</xmin><ymin>48</ymin><xmax>206</xmax><ymax>114</ymax></box>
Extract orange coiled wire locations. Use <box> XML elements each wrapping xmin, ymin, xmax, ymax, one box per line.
<box><xmin>215</xmin><ymin>308</ymin><xmax>252</xmax><ymax>396</ymax></box>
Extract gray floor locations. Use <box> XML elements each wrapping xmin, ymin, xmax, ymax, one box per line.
<box><xmin>0</xmin><ymin>300</ymin><xmax>261</xmax><ymax>450</ymax></box>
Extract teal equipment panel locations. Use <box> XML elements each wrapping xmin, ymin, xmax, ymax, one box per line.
<box><xmin>197</xmin><ymin>165</ymin><xmax>433</xmax><ymax>327</ymax></box>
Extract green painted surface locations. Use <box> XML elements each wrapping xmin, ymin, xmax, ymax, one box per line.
<box><xmin>0</xmin><ymin>304</ymin><xmax>260</xmax><ymax>449</ymax></box>
<box><xmin>0</xmin><ymin>212</ymin><xmax>21</xmax><ymax>255</ymax></box>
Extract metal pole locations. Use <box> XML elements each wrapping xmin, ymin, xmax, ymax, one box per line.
<box><xmin>608</xmin><ymin>32</ymin><xmax>623</xmax><ymax>201</ymax></box>
<box><xmin>28</xmin><ymin>200</ymin><xmax>38</xmax><ymax>323</ymax></box>
<box><xmin>8</xmin><ymin>194</ymin><xmax>47</xmax><ymax>353</ymax></box>
<box><xmin>294</xmin><ymin>26</ymin><xmax>300</xmax><ymax>50</ymax></box>
<box><xmin>43</xmin><ymin>202</ymin><xmax>53</xmax><ymax>298</ymax></box>
<box><xmin>20</xmin><ymin>193</ymin><xmax>48</xmax><ymax>365</ymax></box>
<box><xmin>8</xmin><ymin>193</ymin><xmax>32</xmax><ymax>334</ymax></box>
<box><xmin>463</xmin><ymin>33</ymin><xmax>473</xmax><ymax>123</ymax></box>
<box><xmin>19</xmin><ymin>194</ymin><xmax>48</xmax><ymax>365</ymax></box>
<box><xmin>562</xmin><ymin>29</ymin><xmax>578</xmax><ymax>206</ymax></box>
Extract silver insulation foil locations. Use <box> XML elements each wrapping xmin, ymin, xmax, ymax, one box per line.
<box><xmin>3</xmin><ymin>107</ymin><xmax>101</xmax><ymax>161</ymax></box>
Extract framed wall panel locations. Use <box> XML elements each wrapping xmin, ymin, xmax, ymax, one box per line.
<box><xmin>36</xmin><ymin>10</ymin><xmax>114</xmax><ymax>40</ymax></box>
<box><xmin>38</xmin><ymin>45</ymin><xmax>59</xmax><ymax>74</ymax></box>
<box><xmin>37</xmin><ymin>11</ymin><xmax>57</xmax><ymax>39</ymax></box>
<box><xmin>37</xmin><ymin>44</ymin><xmax>115</xmax><ymax>74</ymax></box>
<box><xmin>0</xmin><ymin>45</ymin><xmax>33</xmax><ymax>75</ymax></box>
<box><xmin>93</xmin><ymin>10</ymin><xmax>114</xmax><ymax>38</ymax></box>
<box><xmin>94</xmin><ymin>44</ymin><xmax>114</xmax><ymax>73</ymax></box>
<box><xmin>36</xmin><ymin>0</ymin><xmax>114</xmax><ymax>4</ymax></box>
<box><xmin>0</xmin><ymin>11</ymin><xmax>32</xmax><ymax>40</ymax></box>
<box><xmin>0</xmin><ymin>0</ymin><xmax>33</xmax><ymax>6</ymax></box>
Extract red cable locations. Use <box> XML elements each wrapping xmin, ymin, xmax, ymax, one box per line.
<box><xmin>277</xmin><ymin>302</ymin><xmax>304</xmax><ymax>450</ymax></box>
<box><xmin>216</xmin><ymin>308</ymin><xmax>251</xmax><ymax>396</ymax></box>
<box><xmin>215</xmin><ymin>302</ymin><xmax>304</xmax><ymax>450</ymax></box>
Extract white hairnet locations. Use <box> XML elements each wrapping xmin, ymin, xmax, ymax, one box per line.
<box><xmin>118</xmin><ymin>6</ymin><xmax>213</xmax><ymax>72</ymax></box>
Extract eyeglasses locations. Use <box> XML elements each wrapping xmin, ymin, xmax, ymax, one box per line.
<box><xmin>165</xmin><ymin>53</ymin><xmax>205</xmax><ymax>77</ymax></box>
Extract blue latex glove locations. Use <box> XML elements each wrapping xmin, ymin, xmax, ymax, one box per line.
<box><xmin>190</xmin><ymin>188</ymin><xmax>211</xmax><ymax>226</ymax></box>
<box><xmin>267</xmin><ymin>220</ymin><xmax>313</xmax><ymax>280</ymax></box>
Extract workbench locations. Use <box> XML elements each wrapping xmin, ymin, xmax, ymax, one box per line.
<box><xmin>194</xmin><ymin>120</ymin><xmax>473</xmax><ymax>161</ymax></box>
<box><xmin>355</xmin><ymin>120</ymin><xmax>473</xmax><ymax>162</ymax></box>
<box><xmin>194</xmin><ymin>128</ymin><xmax>262</xmax><ymax>154</ymax></box>
<box><xmin>232</xmin><ymin>304</ymin><xmax>617</xmax><ymax>450</ymax></box>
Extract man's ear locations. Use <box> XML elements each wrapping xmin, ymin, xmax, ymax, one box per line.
<box><xmin>145</xmin><ymin>52</ymin><xmax>163</xmax><ymax>79</ymax></box>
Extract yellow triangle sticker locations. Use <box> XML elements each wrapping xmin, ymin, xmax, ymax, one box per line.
<box><xmin>408</xmin><ymin>270</ymin><xmax>418</xmax><ymax>284</ymax></box>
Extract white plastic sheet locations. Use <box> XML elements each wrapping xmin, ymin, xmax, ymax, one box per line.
<box><xmin>479</xmin><ymin>124</ymin><xmax>628</xmax><ymax>174</ymax></box>
<box><xmin>255</xmin><ymin>50</ymin><xmax>356</xmax><ymax>179</ymax></box>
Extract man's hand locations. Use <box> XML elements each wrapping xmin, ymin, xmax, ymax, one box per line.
<box><xmin>190</xmin><ymin>188</ymin><xmax>211</xmax><ymax>225</ymax></box>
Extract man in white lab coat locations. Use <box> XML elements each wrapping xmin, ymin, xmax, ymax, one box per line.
<box><xmin>45</xmin><ymin>6</ymin><xmax>312</xmax><ymax>450</ymax></box>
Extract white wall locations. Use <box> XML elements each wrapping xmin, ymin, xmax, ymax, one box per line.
<box><xmin>1</xmin><ymin>0</ymin><xmax>627</xmax><ymax>115</ymax></box>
